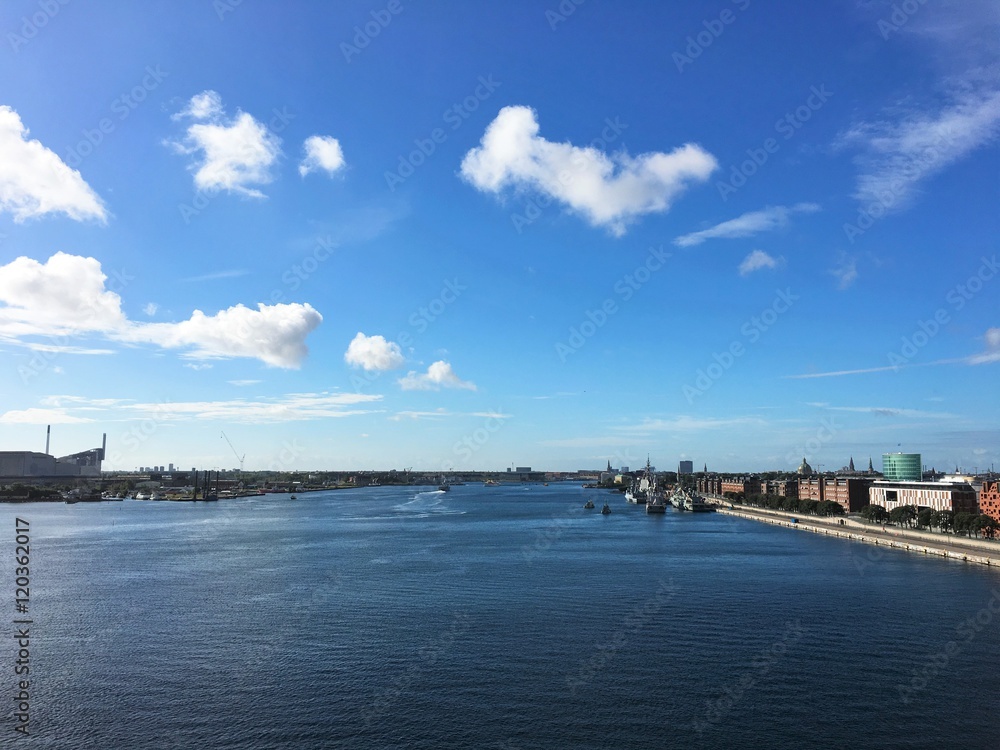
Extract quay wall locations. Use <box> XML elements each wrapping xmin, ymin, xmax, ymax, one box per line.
<box><xmin>716</xmin><ymin>507</ymin><xmax>1000</xmax><ymax>568</ymax></box>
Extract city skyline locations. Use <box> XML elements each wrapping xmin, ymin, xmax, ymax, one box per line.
<box><xmin>1</xmin><ymin>1</ymin><xmax>999</xmax><ymax>473</ymax></box>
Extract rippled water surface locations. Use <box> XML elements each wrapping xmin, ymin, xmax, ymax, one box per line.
<box><xmin>3</xmin><ymin>483</ymin><xmax>999</xmax><ymax>749</ymax></box>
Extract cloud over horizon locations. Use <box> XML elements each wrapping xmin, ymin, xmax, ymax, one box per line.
<box><xmin>460</xmin><ymin>105</ymin><xmax>717</xmax><ymax>235</ymax></box>
<box><xmin>0</xmin><ymin>252</ymin><xmax>322</xmax><ymax>368</ymax></box>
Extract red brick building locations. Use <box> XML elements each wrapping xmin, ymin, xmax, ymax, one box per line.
<box><xmin>979</xmin><ymin>481</ymin><xmax>1000</xmax><ymax>524</ymax></box>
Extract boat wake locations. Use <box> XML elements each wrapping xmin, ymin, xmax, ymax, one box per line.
<box><xmin>393</xmin><ymin>490</ymin><xmax>465</xmax><ymax>517</ymax></box>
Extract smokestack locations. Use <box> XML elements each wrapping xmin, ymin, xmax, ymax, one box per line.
<box><xmin>45</xmin><ymin>425</ymin><xmax>50</xmax><ymax>455</ymax></box>
<box><xmin>100</xmin><ymin>433</ymin><xmax>107</xmax><ymax>460</ymax></box>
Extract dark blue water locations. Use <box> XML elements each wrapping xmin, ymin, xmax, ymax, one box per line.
<box><xmin>3</xmin><ymin>483</ymin><xmax>999</xmax><ymax>749</ymax></box>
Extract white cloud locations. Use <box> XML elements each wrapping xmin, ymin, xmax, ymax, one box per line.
<box><xmin>344</xmin><ymin>332</ymin><xmax>404</xmax><ymax>371</ymax></box>
<box><xmin>612</xmin><ymin>416</ymin><xmax>767</xmax><ymax>433</ymax></box>
<box><xmin>0</xmin><ymin>407</ymin><xmax>95</xmax><ymax>425</ymax></box>
<box><xmin>124</xmin><ymin>302</ymin><xmax>323</xmax><ymax>369</ymax></box>
<box><xmin>0</xmin><ymin>252</ymin><xmax>127</xmax><ymax>337</ymax></box>
<box><xmin>840</xmin><ymin>89</ymin><xmax>1000</xmax><ymax>209</ymax></box>
<box><xmin>398</xmin><ymin>361</ymin><xmax>476</xmax><ymax>391</ymax></box>
<box><xmin>968</xmin><ymin>327</ymin><xmax>1000</xmax><ymax>364</ymax></box>
<box><xmin>228</xmin><ymin>379</ymin><xmax>262</xmax><ymax>387</ymax></box>
<box><xmin>0</xmin><ymin>253</ymin><xmax>322</xmax><ymax>369</ymax></box>
<box><xmin>830</xmin><ymin>254</ymin><xmax>858</xmax><ymax>290</ymax></box>
<box><xmin>738</xmin><ymin>250</ymin><xmax>782</xmax><ymax>276</ymax></box>
<box><xmin>6</xmin><ymin>392</ymin><xmax>383</xmax><ymax>426</ymax></box>
<box><xmin>143</xmin><ymin>302</ymin><xmax>158</xmax><ymax>316</ymax></box>
<box><xmin>0</xmin><ymin>105</ymin><xmax>107</xmax><ymax>223</ymax></box>
<box><xmin>169</xmin><ymin>91</ymin><xmax>281</xmax><ymax>198</ymax></box>
<box><xmin>299</xmin><ymin>135</ymin><xmax>346</xmax><ymax>177</ymax></box>
<box><xmin>172</xmin><ymin>90</ymin><xmax>224</xmax><ymax>121</ymax></box>
<box><xmin>460</xmin><ymin>105</ymin><xmax>717</xmax><ymax>235</ymax></box>
<box><xmin>674</xmin><ymin>203</ymin><xmax>820</xmax><ymax>247</ymax></box>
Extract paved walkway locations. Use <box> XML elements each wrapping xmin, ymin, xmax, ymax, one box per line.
<box><xmin>715</xmin><ymin>504</ymin><xmax>1000</xmax><ymax>568</ymax></box>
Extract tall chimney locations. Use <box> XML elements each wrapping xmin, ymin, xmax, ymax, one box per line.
<box><xmin>101</xmin><ymin>433</ymin><xmax>107</xmax><ymax>460</ymax></box>
<box><xmin>45</xmin><ymin>425</ymin><xmax>50</xmax><ymax>455</ymax></box>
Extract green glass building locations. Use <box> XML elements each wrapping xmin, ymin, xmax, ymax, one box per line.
<box><xmin>882</xmin><ymin>453</ymin><xmax>921</xmax><ymax>481</ymax></box>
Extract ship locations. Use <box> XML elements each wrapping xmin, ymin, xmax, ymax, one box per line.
<box><xmin>584</xmin><ymin>499</ymin><xmax>595</xmax><ymax>509</ymax></box>
<box><xmin>684</xmin><ymin>492</ymin><xmax>711</xmax><ymax>512</ymax></box>
<box><xmin>601</xmin><ymin>502</ymin><xmax>611</xmax><ymax>515</ymax></box>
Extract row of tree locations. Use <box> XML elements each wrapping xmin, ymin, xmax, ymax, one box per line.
<box><xmin>860</xmin><ymin>504</ymin><xmax>998</xmax><ymax>539</ymax></box>
<box><xmin>729</xmin><ymin>492</ymin><xmax>846</xmax><ymax>517</ymax></box>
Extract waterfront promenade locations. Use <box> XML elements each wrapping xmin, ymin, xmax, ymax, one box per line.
<box><xmin>714</xmin><ymin>504</ymin><xmax>1000</xmax><ymax>568</ymax></box>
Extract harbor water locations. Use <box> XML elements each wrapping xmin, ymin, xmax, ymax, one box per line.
<box><xmin>3</xmin><ymin>483</ymin><xmax>999</xmax><ymax>749</ymax></box>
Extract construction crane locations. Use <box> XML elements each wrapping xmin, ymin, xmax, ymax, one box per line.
<box><xmin>221</xmin><ymin>431</ymin><xmax>246</xmax><ymax>477</ymax></box>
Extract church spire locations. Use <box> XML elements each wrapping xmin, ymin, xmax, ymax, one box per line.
<box><xmin>849</xmin><ymin>456</ymin><xmax>855</xmax><ymax>472</ymax></box>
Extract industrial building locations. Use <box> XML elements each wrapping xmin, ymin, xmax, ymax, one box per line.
<box><xmin>0</xmin><ymin>428</ymin><xmax>106</xmax><ymax>480</ymax></box>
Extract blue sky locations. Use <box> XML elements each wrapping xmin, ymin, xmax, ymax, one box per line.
<box><xmin>1</xmin><ymin>0</ymin><xmax>998</xmax><ymax>473</ymax></box>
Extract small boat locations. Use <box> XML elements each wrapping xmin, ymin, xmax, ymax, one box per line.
<box><xmin>483</xmin><ymin>479</ymin><xmax>500</xmax><ymax>486</ymax></box>
<box><xmin>290</xmin><ymin>494</ymin><xmax>297</xmax><ymax>500</ymax></box>
<box><xmin>601</xmin><ymin>503</ymin><xmax>611</xmax><ymax>515</ymax></box>
<box><xmin>584</xmin><ymin>499</ymin><xmax>595</xmax><ymax>509</ymax></box>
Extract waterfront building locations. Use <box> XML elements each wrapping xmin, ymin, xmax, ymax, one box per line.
<box><xmin>823</xmin><ymin>477</ymin><xmax>872</xmax><ymax>512</ymax></box>
<box><xmin>720</xmin><ymin>477</ymin><xmax>762</xmax><ymax>497</ymax></box>
<box><xmin>979</xmin><ymin>481</ymin><xmax>1000</xmax><ymax>524</ymax></box>
<box><xmin>799</xmin><ymin>478</ymin><xmax>823</xmax><ymax>503</ymax></box>
<box><xmin>763</xmin><ymin>479</ymin><xmax>799</xmax><ymax>499</ymax></box>
<box><xmin>696</xmin><ymin>476</ymin><xmax>723</xmax><ymax>495</ymax></box>
<box><xmin>882</xmin><ymin>453</ymin><xmax>922</xmax><ymax>482</ymax></box>
<box><xmin>868</xmin><ymin>480</ymin><xmax>978</xmax><ymax>514</ymax></box>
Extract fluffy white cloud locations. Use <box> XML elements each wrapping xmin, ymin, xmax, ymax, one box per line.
<box><xmin>169</xmin><ymin>91</ymin><xmax>281</xmax><ymax>198</ymax></box>
<box><xmin>299</xmin><ymin>135</ymin><xmax>346</xmax><ymax>177</ymax></box>
<box><xmin>460</xmin><ymin>105</ymin><xmax>717</xmax><ymax>236</ymax></box>
<box><xmin>674</xmin><ymin>203</ymin><xmax>819</xmax><ymax>247</ymax></box>
<box><xmin>125</xmin><ymin>302</ymin><xmax>323</xmax><ymax>369</ymax></box>
<box><xmin>0</xmin><ymin>252</ymin><xmax>127</xmax><ymax>337</ymax></box>
<box><xmin>0</xmin><ymin>106</ymin><xmax>107</xmax><ymax>223</ymax></box>
<box><xmin>344</xmin><ymin>332</ymin><xmax>404</xmax><ymax>371</ymax></box>
<box><xmin>398</xmin><ymin>361</ymin><xmax>476</xmax><ymax>391</ymax></box>
<box><xmin>0</xmin><ymin>253</ymin><xmax>322</xmax><ymax>368</ymax></box>
<box><xmin>738</xmin><ymin>250</ymin><xmax>782</xmax><ymax>276</ymax></box>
